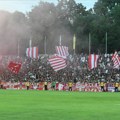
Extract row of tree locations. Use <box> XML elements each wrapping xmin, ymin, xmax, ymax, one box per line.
<box><xmin>0</xmin><ymin>0</ymin><xmax>120</xmax><ymax>55</ymax></box>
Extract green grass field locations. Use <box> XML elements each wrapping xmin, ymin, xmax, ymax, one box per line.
<box><xmin>0</xmin><ymin>90</ymin><xmax>120</xmax><ymax>120</ymax></box>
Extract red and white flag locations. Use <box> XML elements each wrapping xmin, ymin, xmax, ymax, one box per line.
<box><xmin>8</xmin><ymin>61</ymin><xmax>22</xmax><ymax>74</ymax></box>
<box><xmin>88</xmin><ymin>54</ymin><xmax>99</xmax><ymax>70</ymax></box>
<box><xmin>112</xmin><ymin>51</ymin><xmax>120</xmax><ymax>69</ymax></box>
<box><xmin>56</xmin><ymin>46</ymin><xmax>69</xmax><ymax>59</ymax></box>
<box><xmin>48</xmin><ymin>55</ymin><xmax>67</xmax><ymax>71</ymax></box>
<box><xmin>26</xmin><ymin>47</ymin><xmax>38</xmax><ymax>59</ymax></box>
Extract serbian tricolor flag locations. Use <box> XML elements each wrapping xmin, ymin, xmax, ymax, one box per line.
<box><xmin>8</xmin><ymin>61</ymin><xmax>22</xmax><ymax>74</ymax></box>
<box><xmin>26</xmin><ymin>47</ymin><xmax>38</xmax><ymax>59</ymax></box>
<box><xmin>88</xmin><ymin>54</ymin><xmax>99</xmax><ymax>70</ymax></box>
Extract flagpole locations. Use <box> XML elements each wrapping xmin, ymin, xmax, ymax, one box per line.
<box><xmin>59</xmin><ymin>35</ymin><xmax>61</xmax><ymax>46</ymax></box>
<box><xmin>73</xmin><ymin>34</ymin><xmax>76</xmax><ymax>55</ymax></box>
<box><xmin>18</xmin><ymin>39</ymin><xmax>19</xmax><ymax>57</ymax></box>
<box><xmin>89</xmin><ymin>33</ymin><xmax>91</xmax><ymax>55</ymax></box>
<box><xmin>74</xmin><ymin>49</ymin><xmax>75</xmax><ymax>55</ymax></box>
<box><xmin>29</xmin><ymin>37</ymin><xmax>32</xmax><ymax>48</ymax></box>
<box><xmin>105</xmin><ymin>32</ymin><xmax>107</xmax><ymax>54</ymax></box>
<box><xmin>44</xmin><ymin>36</ymin><xmax>47</xmax><ymax>54</ymax></box>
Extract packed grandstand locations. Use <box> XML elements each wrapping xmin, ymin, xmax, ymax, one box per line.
<box><xmin>0</xmin><ymin>52</ymin><xmax>120</xmax><ymax>92</ymax></box>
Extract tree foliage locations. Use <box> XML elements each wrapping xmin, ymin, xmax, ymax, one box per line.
<box><xmin>0</xmin><ymin>0</ymin><xmax>120</xmax><ymax>55</ymax></box>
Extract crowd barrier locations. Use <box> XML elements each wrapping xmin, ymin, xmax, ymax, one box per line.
<box><xmin>1</xmin><ymin>82</ymin><xmax>119</xmax><ymax>92</ymax></box>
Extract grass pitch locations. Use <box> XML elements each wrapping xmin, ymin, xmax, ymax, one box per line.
<box><xmin>0</xmin><ymin>90</ymin><xmax>120</xmax><ymax>120</ymax></box>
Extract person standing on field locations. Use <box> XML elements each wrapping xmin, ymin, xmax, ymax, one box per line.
<box><xmin>68</xmin><ymin>81</ymin><xmax>73</xmax><ymax>91</ymax></box>
<box><xmin>114</xmin><ymin>82</ymin><xmax>119</xmax><ymax>92</ymax></box>
<box><xmin>26</xmin><ymin>81</ymin><xmax>30</xmax><ymax>90</ymax></box>
<box><xmin>44</xmin><ymin>81</ymin><xmax>48</xmax><ymax>90</ymax></box>
<box><xmin>100</xmin><ymin>81</ymin><xmax>104</xmax><ymax>92</ymax></box>
<box><xmin>0</xmin><ymin>80</ymin><xmax>3</xmax><ymax>89</ymax></box>
<box><xmin>19</xmin><ymin>81</ymin><xmax>22</xmax><ymax>90</ymax></box>
<box><xmin>51</xmin><ymin>81</ymin><xmax>56</xmax><ymax>90</ymax></box>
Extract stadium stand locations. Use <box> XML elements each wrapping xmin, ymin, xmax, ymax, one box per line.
<box><xmin>0</xmin><ymin>53</ymin><xmax>119</xmax><ymax>92</ymax></box>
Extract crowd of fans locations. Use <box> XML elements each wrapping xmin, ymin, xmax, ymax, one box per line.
<box><xmin>0</xmin><ymin>53</ymin><xmax>120</xmax><ymax>91</ymax></box>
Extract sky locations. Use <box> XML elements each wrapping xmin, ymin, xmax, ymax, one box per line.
<box><xmin>0</xmin><ymin>0</ymin><xmax>98</xmax><ymax>13</ymax></box>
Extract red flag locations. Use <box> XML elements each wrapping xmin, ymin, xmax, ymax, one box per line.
<box><xmin>88</xmin><ymin>54</ymin><xmax>99</xmax><ymax>70</ymax></box>
<box><xmin>48</xmin><ymin>55</ymin><xmax>67</xmax><ymax>71</ymax></box>
<box><xmin>8</xmin><ymin>61</ymin><xmax>22</xmax><ymax>74</ymax></box>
